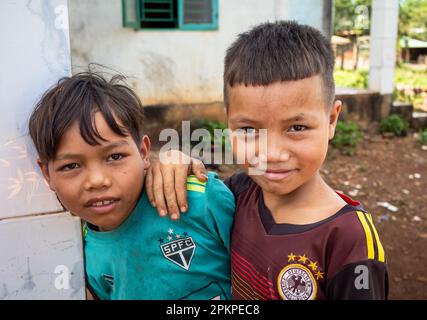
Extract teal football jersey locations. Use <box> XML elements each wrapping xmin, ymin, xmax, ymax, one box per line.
<box><xmin>84</xmin><ymin>172</ymin><xmax>235</xmax><ymax>300</ymax></box>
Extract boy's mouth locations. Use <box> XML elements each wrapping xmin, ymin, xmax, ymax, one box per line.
<box><xmin>85</xmin><ymin>197</ymin><xmax>120</xmax><ymax>214</ymax></box>
<box><xmin>91</xmin><ymin>199</ymin><xmax>116</xmax><ymax>207</ymax></box>
<box><xmin>262</xmin><ymin>169</ymin><xmax>296</xmax><ymax>181</ymax></box>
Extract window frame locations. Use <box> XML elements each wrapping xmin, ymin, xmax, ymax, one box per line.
<box><xmin>122</xmin><ymin>0</ymin><xmax>218</xmax><ymax>31</ymax></box>
<box><xmin>122</xmin><ymin>0</ymin><xmax>141</xmax><ymax>29</ymax></box>
<box><xmin>178</xmin><ymin>0</ymin><xmax>218</xmax><ymax>31</ymax></box>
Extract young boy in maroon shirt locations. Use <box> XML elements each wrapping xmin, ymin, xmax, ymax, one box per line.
<box><xmin>146</xmin><ymin>21</ymin><xmax>388</xmax><ymax>300</ymax></box>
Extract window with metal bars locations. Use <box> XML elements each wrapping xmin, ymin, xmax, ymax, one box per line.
<box><xmin>122</xmin><ymin>0</ymin><xmax>218</xmax><ymax>30</ymax></box>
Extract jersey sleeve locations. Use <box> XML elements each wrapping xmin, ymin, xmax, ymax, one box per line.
<box><xmin>326</xmin><ymin>259</ymin><xmax>388</xmax><ymax>300</ymax></box>
<box><xmin>325</xmin><ymin>211</ymin><xmax>389</xmax><ymax>300</ymax></box>
<box><xmin>203</xmin><ymin>172</ymin><xmax>236</xmax><ymax>253</ymax></box>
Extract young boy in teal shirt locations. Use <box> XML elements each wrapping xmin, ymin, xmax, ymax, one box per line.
<box><xmin>28</xmin><ymin>72</ymin><xmax>234</xmax><ymax>299</ymax></box>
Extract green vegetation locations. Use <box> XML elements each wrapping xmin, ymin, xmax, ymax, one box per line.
<box><xmin>399</xmin><ymin>0</ymin><xmax>427</xmax><ymax>41</ymax></box>
<box><xmin>334</xmin><ymin>66</ymin><xmax>427</xmax><ymax>110</ymax></box>
<box><xmin>334</xmin><ymin>69</ymin><xmax>368</xmax><ymax>89</ymax></box>
<box><xmin>379</xmin><ymin>114</ymin><xmax>409</xmax><ymax>136</ymax></box>
<box><xmin>394</xmin><ymin>65</ymin><xmax>427</xmax><ymax>108</ymax></box>
<box><xmin>331</xmin><ymin>121</ymin><xmax>364</xmax><ymax>155</ymax></box>
<box><xmin>334</xmin><ymin>66</ymin><xmax>427</xmax><ymax>89</ymax></box>
<box><xmin>395</xmin><ymin>65</ymin><xmax>427</xmax><ymax>88</ymax></box>
<box><xmin>191</xmin><ymin>120</ymin><xmax>230</xmax><ymax>150</ymax></box>
<box><xmin>417</xmin><ymin>129</ymin><xmax>427</xmax><ymax>145</ymax></box>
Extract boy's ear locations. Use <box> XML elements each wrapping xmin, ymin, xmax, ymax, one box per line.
<box><xmin>37</xmin><ymin>159</ymin><xmax>55</xmax><ymax>191</ymax></box>
<box><xmin>328</xmin><ymin>100</ymin><xmax>342</xmax><ymax>140</ymax></box>
<box><xmin>139</xmin><ymin>135</ymin><xmax>151</xmax><ymax>168</ymax></box>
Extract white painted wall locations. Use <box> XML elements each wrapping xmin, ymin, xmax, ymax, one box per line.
<box><xmin>69</xmin><ymin>0</ymin><xmax>329</xmax><ymax>105</ymax></box>
<box><xmin>0</xmin><ymin>213</ymin><xmax>85</xmax><ymax>299</ymax></box>
<box><xmin>0</xmin><ymin>0</ymin><xmax>85</xmax><ymax>299</ymax></box>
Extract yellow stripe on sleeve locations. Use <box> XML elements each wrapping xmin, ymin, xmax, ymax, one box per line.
<box><xmin>356</xmin><ymin>211</ymin><xmax>375</xmax><ymax>260</ymax></box>
<box><xmin>187</xmin><ymin>184</ymin><xmax>206</xmax><ymax>193</ymax></box>
<box><xmin>187</xmin><ymin>176</ymin><xmax>207</xmax><ymax>186</ymax></box>
<box><xmin>365</xmin><ymin>213</ymin><xmax>386</xmax><ymax>263</ymax></box>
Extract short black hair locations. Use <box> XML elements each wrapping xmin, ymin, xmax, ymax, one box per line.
<box><xmin>29</xmin><ymin>70</ymin><xmax>145</xmax><ymax>163</ymax></box>
<box><xmin>223</xmin><ymin>20</ymin><xmax>335</xmax><ymax>108</ymax></box>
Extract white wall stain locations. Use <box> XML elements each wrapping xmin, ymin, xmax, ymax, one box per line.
<box><xmin>22</xmin><ymin>257</ymin><xmax>36</xmax><ymax>291</ymax></box>
<box><xmin>70</xmin><ymin>260</ymin><xmax>85</xmax><ymax>298</ymax></box>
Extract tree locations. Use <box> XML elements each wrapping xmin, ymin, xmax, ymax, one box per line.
<box><xmin>398</xmin><ymin>0</ymin><xmax>427</xmax><ymax>41</ymax></box>
<box><xmin>334</xmin><ymin>0</ymin><xmax>371</xmax><ymax>36</ymax></box>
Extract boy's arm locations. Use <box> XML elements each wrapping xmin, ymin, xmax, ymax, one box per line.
<box><xmin>326</xmin><ymin>260</ymin><xmax>388</xmax><ymax>300</ymax></box>
<box><xmin>325</xmin><ymin>212</ymin><xmax>389</xmax><ymax>300</ymax></box>
<box><xmin>86</xmin><ymin>288</ymin><xmax>95</xmax><ymax>300</ymax></box>
<box><xmin>146</xmin><ymin>149</ymin><xmax>207</xmax><ymax>219</ymax></box>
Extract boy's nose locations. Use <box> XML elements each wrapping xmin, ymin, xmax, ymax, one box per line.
<box><xmin>84</xmin><ymin>169</ymin><xmax>112</xmax><ymax>191</ymax></box>
<box><xmin>265</xmin><ymin>137</ymin><xmax>290</xmax><ymax>163</ymax></box>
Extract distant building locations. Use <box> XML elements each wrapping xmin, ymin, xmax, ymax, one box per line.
<box><xmin>400</xmin><ymin>36</ymin><xmax>427</xmax><ymax>64</ymax></box>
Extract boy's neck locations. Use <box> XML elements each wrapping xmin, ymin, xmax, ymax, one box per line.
<box><xmin>262</xmin><ymin>171</ymin><xmax>346</xmax><ymax>225</ymax></box>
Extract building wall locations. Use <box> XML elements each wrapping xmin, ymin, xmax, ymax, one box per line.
<box><xmin>69</xmin><ymin>0</ymin><xmax>330</xmax><ymax>105</ymax></box>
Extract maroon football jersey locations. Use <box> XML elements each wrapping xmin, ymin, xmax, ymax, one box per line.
<box><xmin>225</xmin><ymin>173</ymin><xmax>388</xmax><ymax>300</ymax></box>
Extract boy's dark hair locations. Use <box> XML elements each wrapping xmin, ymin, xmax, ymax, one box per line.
<box><xmin>29</xmin><ymin>70</ymin><xmax>145</xmax><ymax>163</ymax></box>
<box><xmin>224</xmin><ymin>20</ymin><xmax>335</xmax><ymax>108</ymax></box>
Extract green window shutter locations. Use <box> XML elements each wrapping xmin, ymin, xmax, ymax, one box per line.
<box><xmin>178</xmin><ymin>0</ymin><xmax>218</xmax><ymax>30</ymax></box>
<box><xmin>141</xmin><ymin>0</ymin><xmax>176</xmax><ymax>22</ymax></box>
<box><xmin>122</xmin><ymin>0</ymin><xmax>141</xmax><ymax>29</ymax></box>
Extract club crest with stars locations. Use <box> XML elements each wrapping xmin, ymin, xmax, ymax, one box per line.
<box><xmin>159</xmin><ymin>228</ymin><xmax>196</xmax><ymax>271</ymax></box>
<box><xmin>277</xmin><ymin>253</ymin><xmax>325</xmax><ymax>300</ymax></box>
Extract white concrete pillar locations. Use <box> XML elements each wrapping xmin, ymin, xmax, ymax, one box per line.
<box><xmin>0</xmin><ymin>0</ymin><xmax>85</xmax><ymax>299</ymax></box>
<box><xmin>368</xmin><ymin>0</ymin><xmax>399</xmax><ymax>94</ymax></box>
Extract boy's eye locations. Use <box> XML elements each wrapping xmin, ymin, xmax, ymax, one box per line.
<box><xmin>235</xmin><ymin>127</ymin><xmax>257</xmax><ymax>134</ymax></box>
<box><xmin>60</xmin><ymin>163</ymin><xmax>80</xmax><ymax>171</ymax></box>
<box><xmin>289</xmin><ymin>125</ymin><xmax>307</xmax><ymax>132</ymax></box>
<box><xmin>108</xmin><ymin>153</ymin><xmax>124</xmax><ymax>161</ymax></box>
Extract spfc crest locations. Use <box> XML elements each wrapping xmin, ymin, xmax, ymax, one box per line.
<box><xmin>159</xmin><ymin>229</ymin><xmax>196</xmax><ymax>270</ymax></box>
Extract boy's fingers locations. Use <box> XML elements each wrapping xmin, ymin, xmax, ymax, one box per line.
<box><xmin>175</xmin><ymin>167</ymin><xmax>188</xmax><ymax>213</ymax></box>
<box><xmin>145</xmin><ymin>167</ymin><xmax>155</xmax><ymax>207</ymax></box>
<box><xmin>153</xmin><ymin>164</ymin><xmax>168</xmax><ymax>217</ymax></box>
<box><xmin>161</xmin><ymin>166</ymin><xmax>180</xmax><ymax>220</ymax></box>
<box><xmin>191</xmin><ymin>158</ymin><xmax>208</xmax><ymax>181</ymax></box>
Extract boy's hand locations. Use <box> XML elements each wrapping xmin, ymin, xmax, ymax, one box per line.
<box><xmin>145</xmin><ymin>149</ymin><xmax>207</xmax><ymax>220</ymax></box>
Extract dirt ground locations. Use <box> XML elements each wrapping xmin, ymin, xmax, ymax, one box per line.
<box><xmin>207</xmin><ymin>128</ymin><xmax>427</xmax><ymax>300</ymax></box>
<box><xmin>323</xmin><ymin>132</ymin><xmax>427</xmax><ymax>300</ymax></box>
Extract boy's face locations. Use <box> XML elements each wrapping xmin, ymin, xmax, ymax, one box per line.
<box><xmin>38</xmin><ymin>112</ymin><xmax>150</xmax><ymax>231</ymax></box>
<box><xmin>227</xmin><ymin>75</ymin><xmax>341</xmax><ymax>196</ymax></box>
